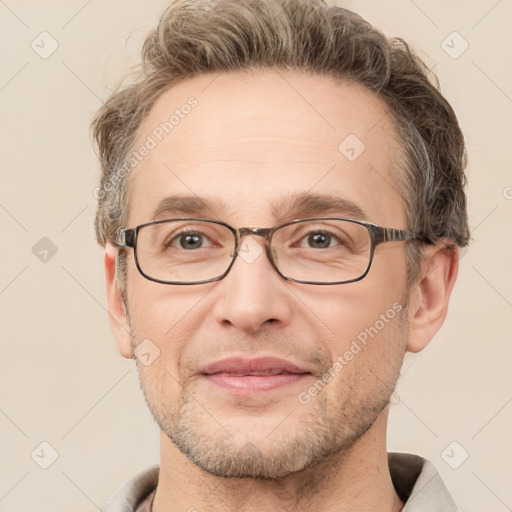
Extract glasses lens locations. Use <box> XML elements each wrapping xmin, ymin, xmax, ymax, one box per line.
<box><xmin>136</xmin><ymin>220</ymin><xmax>235</xmax><ymax>283</ymax></box>
<box><xmin>271</xmin><ymin>219</ymin><xmax>371</xmax><ymax>283</ymax></box>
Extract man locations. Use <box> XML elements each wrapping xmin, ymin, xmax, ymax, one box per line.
<box><xmin>91</xmin><ymin>0</ymin><xmax>469</xmax><ymax>510</ymax></box>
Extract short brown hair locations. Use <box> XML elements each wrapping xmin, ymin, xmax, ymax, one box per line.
<box><xmin>91</xmin><ymin>0</ymin><xmax>470</xmax><ymax>292</ymax></box>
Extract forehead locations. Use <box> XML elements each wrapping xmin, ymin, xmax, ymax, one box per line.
<box><xmin>128</xmin><ymin>69</ymin><xmax>406</xmax><ymax>227</ymax></box>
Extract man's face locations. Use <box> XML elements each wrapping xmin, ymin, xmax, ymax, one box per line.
<box><xmin>122</xmin><ymin>70</ymin><xmax>412</xmax><ymax>478</ymax></box>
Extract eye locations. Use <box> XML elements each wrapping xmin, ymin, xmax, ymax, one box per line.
<box><xmin>298</xmin><ymin>231</ymin><xmax>343</xmax><ymax>249</ymax></box>
<box><xmin>167</xmin><ymin>231</ymin><xmax>214</xmax><ymax>250</ymax></box>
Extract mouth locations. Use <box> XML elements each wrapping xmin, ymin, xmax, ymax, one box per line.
<box><xmin>200</xmin><ymin>356</ymin><xmax>312</xmax><ymax>395</ymax></box>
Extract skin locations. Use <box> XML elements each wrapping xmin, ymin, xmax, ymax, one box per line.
<box><xmin>104</xmin><ymin>69</ymin><xmax>459</xmax><ymax>511</ymax></box>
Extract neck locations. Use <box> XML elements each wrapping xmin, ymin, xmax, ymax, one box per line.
<box><xmin>152</xmin><ymin>408</ymin><xmax>404</xmax><ymax>512</ymax></box>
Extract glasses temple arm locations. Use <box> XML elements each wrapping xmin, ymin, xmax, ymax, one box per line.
<box><xmin>376</xmin><ymin>227</ymin><xmax>433</xmax><ymax>244</ymax></box>
<box><xmin>114</xmin><ymin>227</ymin><xmax>135</xmax><ymax>247</ymax></box>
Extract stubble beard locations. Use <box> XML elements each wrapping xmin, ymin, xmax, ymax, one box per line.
<box><xmin>130</xmin><ymin>296</ymin><xmax>410</xmax><ymax>480</ymax></box>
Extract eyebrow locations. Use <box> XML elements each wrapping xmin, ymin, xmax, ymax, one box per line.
<box><xmin>151</xmin><ymin>192</ymin><xmax>367</xmax><ymax>223</ymax></box>
<box><xmin>272</xmin><ymin>192</ymin><xmax>367</xmax><ymax>222</ymax></box>
<box><xmin>152</xmin><ymin>195</ymin><xmax>225</xmax><ymax>220</ymax></box>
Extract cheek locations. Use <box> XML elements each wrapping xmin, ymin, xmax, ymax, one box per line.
<box><xmin>324</xmin><ymin>301</ymin><xmax>407</xmax><ymax>392</ymax></box>
<box><xmin>126</xmin><ymin>266</ymin><xmax>200</xmax><ymax>336</ymax></box>
<box><xmin>302</xmin><ymin>276</ymin><xmax>403</xmax><ymax>335</ymax></box>
<box><xmin>303</xmin><ymin>266</ymin><xmax>408</xmax><ymax>371</ymax></box>
<box><xmin>370</xmin><ymin>243</ymin><xmax>409</xmax><ymax>291</ymax></box>
<box><xmin>126</xmin><ymin>279</ymin><xmax>210</xmax><ymax>378</ymax></box>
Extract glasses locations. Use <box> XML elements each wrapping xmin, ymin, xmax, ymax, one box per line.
<box><xmin>115</xmin><ymin>217</ymin><xmax>431</xmax><ymax>285</ymax></box>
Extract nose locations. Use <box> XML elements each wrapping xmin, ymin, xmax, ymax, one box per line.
<box><xmin>211</xmin><ymin>236</ymin><xmax>293</xmax><ymax>333</ymax></box>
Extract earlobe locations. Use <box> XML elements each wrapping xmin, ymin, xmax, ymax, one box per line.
<box><xmin>105</xmin><ymin>243</ymin><xmax>133</xmax><ymax>359</ymax></box>
<box><xmin>405</xmin><ymin>243</ymin><xmax>460</xmax><ymax>353</ymax></box>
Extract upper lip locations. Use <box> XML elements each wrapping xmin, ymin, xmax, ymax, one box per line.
<box><xmin>201</xmin><ymin>356</ymin><xmax>310</xmax><ymax>376</ymax></box>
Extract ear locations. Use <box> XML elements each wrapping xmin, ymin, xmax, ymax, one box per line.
<box><xmin>405</xmin><ymin>242</ymin><xmax>460</xmax><ymax>353</ymax></box>
<box><xmin>105</xmin><ymin>242</ymin><xmax>133</xmax><ymax>359</ymax></box>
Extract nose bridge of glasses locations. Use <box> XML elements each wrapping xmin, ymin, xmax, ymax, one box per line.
<box><xmin>230</xmin><ymin>226</ymin><xmax>279</xmax><ymax>277</ymax></box>
<box><xmin>236</xmin><ymin>226</ymin><xmax>273</xmax><ymax>244</ymax></box>
<box><xmin>232</xmin><ymin>226</ymin><xmax>275</xmax><ymax>264</ymax></box>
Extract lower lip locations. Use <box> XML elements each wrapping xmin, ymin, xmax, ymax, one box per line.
<box><xmin>203</xmin><ymin>372</ymin><xmax>310</xmax><ymax>395</ymax></box>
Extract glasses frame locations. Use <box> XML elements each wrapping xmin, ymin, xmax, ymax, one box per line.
<box><xmin>115</xmin><ymin>217</ymin><xmax>432</xmax><ymax>285</ymax></box>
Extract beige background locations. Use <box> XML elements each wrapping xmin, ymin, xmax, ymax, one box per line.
<box><xmin>1</xmin><ymin>0</ymin><xmax>511</xmax><ymax>510</ymax></box>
